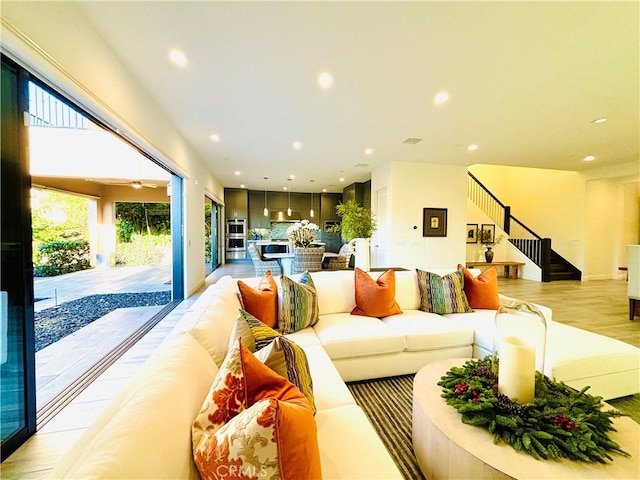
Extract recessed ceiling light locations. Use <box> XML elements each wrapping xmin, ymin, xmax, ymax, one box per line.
<box><xmin>339</xmin><ymin>177</ymin><xmax>345</xmax><ymax>182</ymax></box>
<box><xmin>234</xmin><ymin>171</ymin><xmax>241</xmax><ymax>176</ymax></box>
<box><xmin>583</xmin><ymin>155</ymin><xmax>596</xmax><ymax>161</ymax></box>
<box><xmin>292</xmin><ymin>141</ymin><xmax>302</xmax><ymax>150</ymax></box>
<box><xmin>240</xmin><ymin>184</ymin><xmax>245</xmax><ymax>188</ymax></box>
<box><xmin>322</xmin><ymin>188</ymin><xmax>327</xmax><ymax>192</ymax></box>
<box><xmin>168</xmin><ymin>49</ymin><xmax>188</xmax><ymax>67</ymax></box>
<box><xmin>288</xmin><ymin>175</ymin><xmax>295</xmax><ymax>180</ymax></box>
<box><xmin>318</xmin><ymin>72</ymin><xmax>333</xmax><ymax>89</ymax></box>
<box><xmin>209</xmin><ymin>134</ymin><xmax>220</xmax><ymax>142</ymax></box>
<box><xmin>591</xmin><ymin>117</ymin><xmax>607</xmax><ymax>124</ymax></box>
<box><xmin>467</xmin><ymin>144</ymin><xmax>478</xmax><ymax>151</ymax></box>
<box><xmin>283</xmin><ymin>187</ymin><xmax>288</xmax><ymax>191</ymax></box>
<box><xmin>364</xmin><ymin>148</ymin><xmax>374</xmax><ymax>155</ymax></box>
<box><xmin>434</xmin><ymin>91</ymin><xmax>449</xmax><ymax>105</ymax></box>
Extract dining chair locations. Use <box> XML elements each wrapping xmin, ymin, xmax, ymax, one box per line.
<box><xmin>248</xmin><ymin>244</ymin><xmax>281</xmax><ymax>276</ymax></box>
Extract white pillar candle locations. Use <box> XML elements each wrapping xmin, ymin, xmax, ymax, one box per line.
<box><xmin>498</xmin><ymin>336</ymin><xmax>536</xmax><ymax>403</ymax></box>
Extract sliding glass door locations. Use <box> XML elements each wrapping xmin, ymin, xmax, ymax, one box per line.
<box><xmin>1</xmin><ymin>56</ymin><xmax>36</xmax><ymax>460</ymax></box>
<box><xmin>1</xmin><ymin>55</ymin><xmax>186</xmax><ymax>458</ymax></box>
<box><xmin>204</xmin><ymin>196</ymin><xmax>220</xmax><ymax>275</ymax></box>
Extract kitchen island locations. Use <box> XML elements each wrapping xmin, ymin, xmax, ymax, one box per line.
<box><xmin>247</xmin><ymin>240</ymin><xmax>293</xmax><ymax>257</ymax></box>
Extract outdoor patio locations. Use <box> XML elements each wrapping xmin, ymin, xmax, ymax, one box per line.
<box><xmin>33</xmin><ymin>265</ymin><xmax>172</xmax><ymax>410</ymax></box>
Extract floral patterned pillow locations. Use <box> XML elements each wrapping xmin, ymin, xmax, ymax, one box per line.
<box><xmin>192</xmin><ymin>338</ymin><xmax>321</xmax><ymax>479</ymax></box>
<box><xmin>193</xmin><ymin>397</ymin><xmax>321</xmax><ymax>480</ymax></box>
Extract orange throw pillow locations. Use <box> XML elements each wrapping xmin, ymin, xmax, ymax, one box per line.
<box><xmin>351</xmin><ymin>268</ymin><xmax>402</xmax><ymax>317</ymax></box>
<box><xmin>237</xmin><ymin>270</ymin><xmax>278</xmax><ymax>327</ymax></box>
<box><xmin>461</xmin><ymin>265</ymin><xmax>500</xmax><ymax>309</ymax></box>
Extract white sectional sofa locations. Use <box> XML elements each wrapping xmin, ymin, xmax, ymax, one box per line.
<box><xmin>52</xmin><ymin>268</ymin><xmax>640</xmax><ymax>479</ymax></box>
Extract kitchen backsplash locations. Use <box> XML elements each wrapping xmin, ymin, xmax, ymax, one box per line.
<box><xmin>269</xmin><ymin>223</ymin><xmax>293</xmax><ymax>240</ymax></box>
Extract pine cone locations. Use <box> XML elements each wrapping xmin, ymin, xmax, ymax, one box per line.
<box><xmin>471</xmin><ymin>365</ymin><xmax>495</xmax><ymax>380</ymax></box>
<box><xmin>495</xmin><ymin>393</ymin><xmax>525</xmax><ymax>417</ymax></box>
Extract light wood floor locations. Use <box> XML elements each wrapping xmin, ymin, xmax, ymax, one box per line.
<box><xmin>497</xmin><ymin>277</ymin><xmax>639</xmax><ymax>348</ymax></box>
<box><xmin>2</xmin><ymin>263</ymin><xmax>638</xmax><ymax>478</ymax></box>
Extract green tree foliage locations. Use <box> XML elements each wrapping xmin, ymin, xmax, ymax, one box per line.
<box><xmin>204</xmin><ymin>203</ymin><xmax>213</xmax><ymax>263</ymax></box>
<box><xmin>31</xmin><ymin>189</ymin><xmax>89</xmax><ymax>244</ymax></box>
<box><xmin>328</xmin><ymin>199</ymin><xmax>377</xmax><ymax>241</ymax></box>
<box><xmin>31</xmin><ymin>189</ymin><xmax>92</xmax><ymax>276</ymax></box>
<box><xmin>116</xmin><ymin>202</ymin><xmax>170</xmax><ymax>241</ymax></box>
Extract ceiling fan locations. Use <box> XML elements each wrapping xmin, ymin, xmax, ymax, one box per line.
<box><xmin>85</xmin><ymin>178</ymin><xmax>158</xmax><ymax>188</ymax></box>
<box><xmin>129</xmin><ymin>180</ymin><xmax>157</xmax><ymax>189</ymax></box>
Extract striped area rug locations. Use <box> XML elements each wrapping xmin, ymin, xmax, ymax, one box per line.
<box><xmin>347</xmin><ymin>375</ymin><xmax>425</xmax><ymax>480</ymax></box>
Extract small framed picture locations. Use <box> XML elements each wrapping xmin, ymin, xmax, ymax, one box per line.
<box><xmin>466</xmin><ymin>224</ymin><xmax>478</xmax><ymax>243</ymax></box>
<box><xmin>480</xmin><ymin>223</ymin><xmax>495</xmax><ymax>244</ymax></box>
<box><xmin>423</xmin><ymin>208</ymin><xmax>447</xmax><ymax>237</ymax></box>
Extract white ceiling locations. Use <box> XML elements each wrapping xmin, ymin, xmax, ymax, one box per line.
<box><xmin>77</xmin><ymin>1</ymin><xmax>639</xmax><ymax>193</ymax></box>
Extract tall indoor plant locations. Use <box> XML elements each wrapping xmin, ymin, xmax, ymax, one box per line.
<box><xmin>331</xmin><ymin>200</ymin><xmax>377</xmax><ymax>270</ymax></box>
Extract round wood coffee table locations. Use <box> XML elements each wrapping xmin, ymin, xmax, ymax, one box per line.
<box><xmin>412</xmin><ymin>359</ymin><xmax>640</xmax><ymax>480</ymax></box>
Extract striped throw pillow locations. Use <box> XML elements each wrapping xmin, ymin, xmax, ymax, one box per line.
<box><xmin>416</xmin><ymin>268</ymin><xmax>473</xmax><ymax>314</ymax></box>
<box><xmin>229</xmin><ymin>311</ymin><xmax>315</xmax><ymax>412</ymax></box>
<box><xmin>229</xmin><ymin>310</ymin><xmax>281</xmax><ymax>352</ymax></box>
<box><xmin>278</xmin><ymin>271</ymin><xmax>319</xmax><ymax>334</ymax></box>
<box><xmin>254</xmin><ymin>336</ymin><xmax>316</xmax><ymax>413</ymax></box>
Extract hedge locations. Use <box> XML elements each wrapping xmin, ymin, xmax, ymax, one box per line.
<box><xmin>34</xmin><ymin>240</ymin><xmax>91</xmax><ymax>277</ymax></box>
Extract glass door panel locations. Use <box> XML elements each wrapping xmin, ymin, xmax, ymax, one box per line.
<box><xmin>1</xmin><ymin>57</ymin><xmax>36</xmax><ymax>460</ymax></box>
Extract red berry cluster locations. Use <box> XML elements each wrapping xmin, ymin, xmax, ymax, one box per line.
<box><xmin>454</xmin><ymin>382</ymin><xmax>469</xmax><ymax>395</ymax></box>
<box><xmin>454</xmin><ymin>382</ymin><xmax>481</xmax><ymax>403</ymax></box>
<box><xmin>552</xmin><ymin>414</ymin><xmax>580</xmax><ymax>431</ymax></box>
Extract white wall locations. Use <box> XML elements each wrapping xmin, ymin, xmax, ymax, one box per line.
<box><xmin>371</xmin><ymin>162</ymin><xmax>467</xmax><ymax>270</ymax></box>
<box><xmin>621</xmin><ymin>180</ymin><xmax>640</xmax><ymax>266</ymax></box>
<box><xmin>1</xmin><ymin>2</ymin><xmax>224</xmax><ymax>296</ymax></box>
<box><xmin>585</xmin><ymin>177</ymin><xmax>639</xmax><ymax>279</ymax></box>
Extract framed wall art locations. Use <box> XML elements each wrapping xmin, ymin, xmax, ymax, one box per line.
<box><xmin>423</xmin><ymin>208</ymin><xmax>447</xmax><ymax>237</ymax></box>
<box><xmin>466</xmin><ymin>224</ymin><xmax>478</xmax><ymax>243</ymax></box>
<box><xmin>480</xmin><ymin>223</ymin><xmax>495</xmax><ymax>244</ymax></box>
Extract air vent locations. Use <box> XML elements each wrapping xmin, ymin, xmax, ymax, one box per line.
<box><xmin>354</xmin><ymin>163</ymin><xmax>370</xmax><ymax>168</ymax></box>
<box><xmin>402</xmin><ymin>137</ymin><xmax>423</xmax><ymax>144</ymax></box>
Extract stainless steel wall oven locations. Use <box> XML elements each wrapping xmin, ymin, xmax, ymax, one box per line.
<box><xmin>225</xmin><ymin>218</ymin><xmax>247</xmax><ymax>259</ymax></box>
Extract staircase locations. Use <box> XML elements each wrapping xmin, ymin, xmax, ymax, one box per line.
<box><xmin>468</xmin><ymin>172</ymin><xmax>581</xmax><ymax>282</ymax></box>
<box><xmin>549</xmin><ymin>251</ymin><xmax>582</xmax><ymax>281</ymax></box>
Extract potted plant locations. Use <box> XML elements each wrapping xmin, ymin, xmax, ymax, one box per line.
<box><xmin>329</xmin><ymin>200</ymin><xmax>377</xmax><ymax>270</ymax></box>
<box><xmin>477</xmin><ymin>228</ymin><xmax>504</xmax><ymax>263</ymax></box>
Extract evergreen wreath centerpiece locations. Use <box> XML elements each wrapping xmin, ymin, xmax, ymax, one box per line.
<box><xmin>438</xmin><ymin>357</ymin><xmax>629</xmax><ymax>463</ymax></box>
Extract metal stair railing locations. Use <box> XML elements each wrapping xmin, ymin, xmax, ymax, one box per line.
<box><xmin>467</xmin><ymin>172</ymin><xmax>552</xmax><ymax>280</ymax></box>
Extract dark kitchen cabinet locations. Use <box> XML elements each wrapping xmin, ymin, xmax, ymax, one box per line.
<box><xmin>248</xmin><ymin>190</ymin><xmax>269</xmax><ymax>229</ymax></box>
<box><xmin>320</xmin><ymin>193</ymin><xmax>342</xmax><ymax>222</ymax></box>
<box><xmin>342</xmin><ymin>181</ymin><xmax>371</xmax><ymax>209</ymax></box>
<box><xmin>224</xmin><ymin>188</ymin><xmax>248</xmax><ymax>219</ymax></box>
